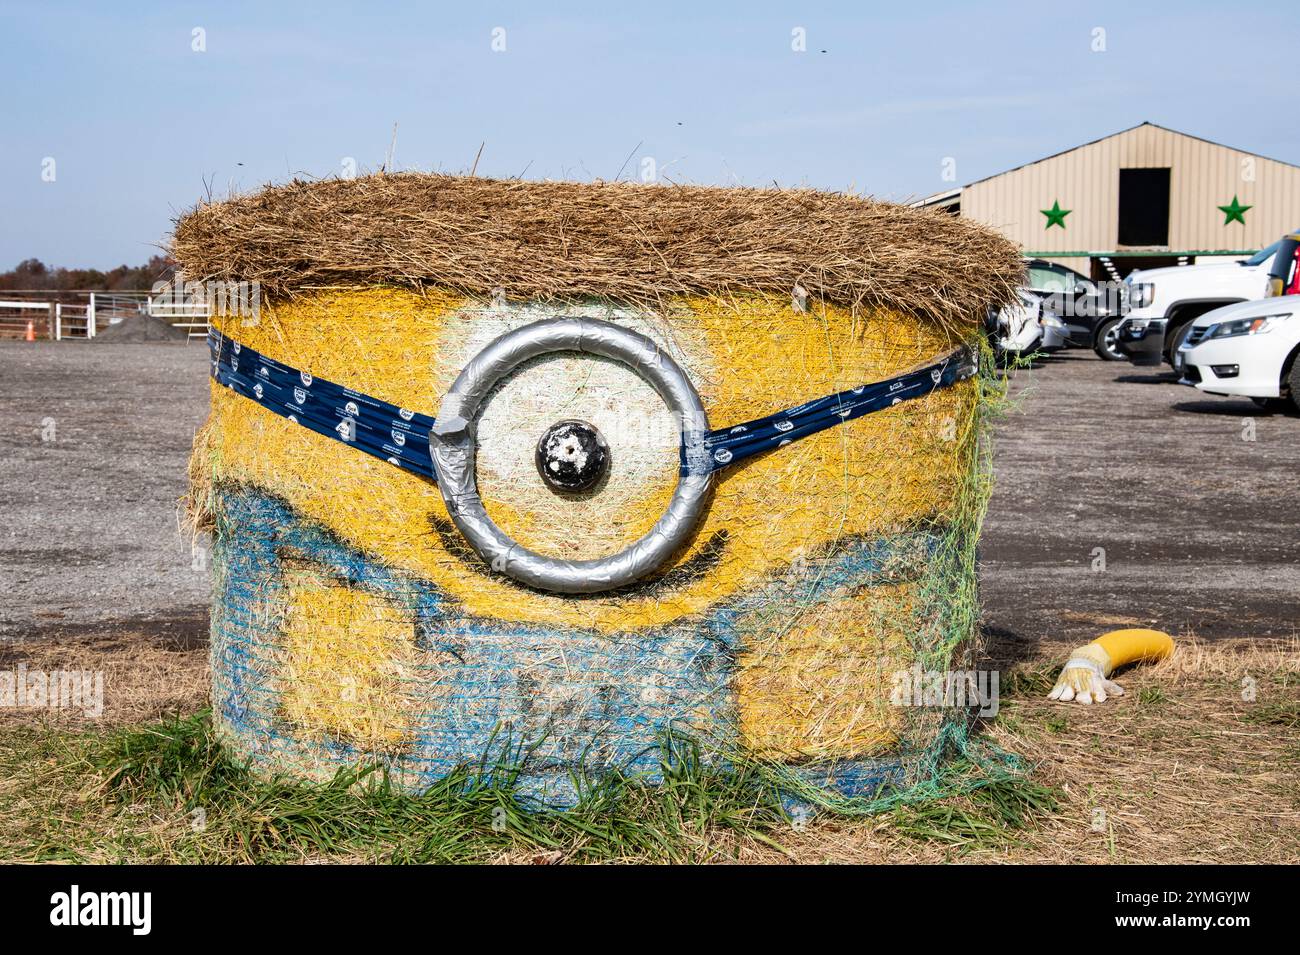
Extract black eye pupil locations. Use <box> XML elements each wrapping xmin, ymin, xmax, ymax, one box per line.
<box><xmin>535</xmin><ymin>419</ymin><xmax>609</xmax><ymax>493</ymax></box>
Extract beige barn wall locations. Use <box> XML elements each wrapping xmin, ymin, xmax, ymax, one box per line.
<box><xmin>960</xmin><ymin>124</ymin><xmax>1300</xmax><ymax>256</ymax></box>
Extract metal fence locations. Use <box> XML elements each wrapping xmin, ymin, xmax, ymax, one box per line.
<box><xmin>0</xmin><ymin>290</ymin><xmax>209</xmax><ymax>340</ymax></box>
<box><xmin>0</xmin><ymin>298</ymin><xmax>57</xmax><ymax>339</ymax></box>
<box><xmin>146</xmin><ymin>294</ymin><xmax>211</xmax><ymax>339</ymax></box>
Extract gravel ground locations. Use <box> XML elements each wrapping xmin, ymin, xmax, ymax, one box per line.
<box><xmin>0</xmin><ymin>342</ymin><xmax>211</xmax><ymax>644</ymax></box>
<box><xmin>983</xmin><ymin>350</ymin><xmax>1299</xmax><ymax>660</ymax></box>
<box><xmin>1</xmin><ymin>341</ymin><xmax>1296</xmax><ymax>651</ymax></box>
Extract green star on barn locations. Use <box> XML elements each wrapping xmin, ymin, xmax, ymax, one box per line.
<box><xmin>1217</xmin><ymin>195</ymin><xmax>1252</xmax><ymax>225</ymax></box>
<box><xmin>1040</xmin><ymin>200</ymin><xmax>1070</xmax><ymax>229</ymax></box>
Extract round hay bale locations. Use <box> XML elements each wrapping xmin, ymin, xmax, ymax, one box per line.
<box><xmin>177</xmin><ymin>174</ymin><xmax>1023</xmax><ymax>806</ymax></box>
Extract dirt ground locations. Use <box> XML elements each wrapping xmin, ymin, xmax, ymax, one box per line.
<box><xmin>983</xmin><ymin>349</ymin><xmax>1299</xmax><ymax>662</ymax></box>
<box><xmin>0</xmin><ymin>340</ymin><xmax>1296</xmax><ymax>863</ymax></box>
<box><xmin>0</xmin><ymin>342</ymin><xmax>210</xmax><ymax>646</ymax></box>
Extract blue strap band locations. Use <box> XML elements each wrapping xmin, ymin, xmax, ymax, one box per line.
<box><xmin>693</xmin><ymin>346</ymin><xmax>977</xmax><ymax>474</ymax></box>
<box><xmin>208</xmin><ymin>328</ymin><xmax>974</xmax><ymax>484</ymax></box>
<box><xmin>208</xmin><ymin>328</ymin><xmax>438</xmax><ymax>480</ymax></box>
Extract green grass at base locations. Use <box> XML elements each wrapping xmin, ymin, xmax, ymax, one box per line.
<box><xmin>0</xmin><ymin>710</ymin><xmax>1053</xmax><ymax>864</ymax></box>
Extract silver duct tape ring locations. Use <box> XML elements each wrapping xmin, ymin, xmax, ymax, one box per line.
<box><xmin>430</xmin><ymin>317</ymin><xmax>712</xmax><ymax>594</ymax></box>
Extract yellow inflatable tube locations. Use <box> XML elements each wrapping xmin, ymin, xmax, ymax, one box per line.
<box><xmin>1048</xmin><ymin>628</ymin><xmax>1175</xmax><ymax>705</ymax></box>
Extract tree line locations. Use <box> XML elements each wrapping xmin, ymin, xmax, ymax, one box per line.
<box><xmin>0</xmin><ymin>256</ymin><xmax>177</xmax><ymax>292</ymax></box>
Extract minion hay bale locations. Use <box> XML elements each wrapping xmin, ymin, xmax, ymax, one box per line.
<box><xmin>176</xmin><ymin>174</ymin><xmax>1023</xmax><ymax>806</ymax></box>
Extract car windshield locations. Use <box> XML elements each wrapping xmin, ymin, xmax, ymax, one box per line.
<box><xmin>1027</xmin><ymin>263</ymin><xmax>1091</xmax><ymax>293</ymax></box>
<box><xmin>1242</xmin><ymin>241</ymin><xmax>1281</xmax><ymax>266</ymax></box>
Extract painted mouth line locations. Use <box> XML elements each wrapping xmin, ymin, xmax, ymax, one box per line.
<box><xmin>427</xmin><ymin>513</ymin><xmax>730</xmax><ymax>600</ymax></box>
<box><xmin>427</xmin><ymin>514</ymin><xmax>942</xmax><ymax>606</ymax></box>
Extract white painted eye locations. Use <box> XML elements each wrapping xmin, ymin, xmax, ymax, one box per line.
<box><xmin>440</xmin><ymin>305</ymin><xmax>699</xmax><ymax>563</ymax></box>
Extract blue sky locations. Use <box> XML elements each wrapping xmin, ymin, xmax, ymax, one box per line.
<box><xmin>1</xmin><ymin>0</ymin><xmax>1295</xmax><ymax>269</ymax></box>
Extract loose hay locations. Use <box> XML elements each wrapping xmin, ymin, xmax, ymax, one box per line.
<box><xmin>172</xmin><ymin>173</ymin><xmax>1023</xmax><ymax>334</ymax></box>
<box><xmin>176</xmin><ymin>175</ymin><xmax>1022</xmax><ymax>806</ymax></box>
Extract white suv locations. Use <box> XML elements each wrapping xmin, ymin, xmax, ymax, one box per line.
<box><xmin>1118</xmin><ymin>240</ymin><xmax>1285</xmax><ymax>365</ymax></box>
<box><xmin>1177</xmin><ymin>232</ymin><xmax>1300</xmax><ymax>411</ymax></box>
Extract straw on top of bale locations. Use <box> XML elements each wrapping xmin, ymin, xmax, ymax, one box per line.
<box><xmin>172</xmin><ymin>173</ymin><xmax>1023</xmax><ymax>331</ymax></box>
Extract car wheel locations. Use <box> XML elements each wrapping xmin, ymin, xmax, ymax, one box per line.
<box><xmin>1288</xmin><ymin>356</ymin><xmax>1300</xmax><ymax>414</ymax></box>
<box><xmin>1093</xmin><ymin>318</ymin><xmax>1124</xmax><ymax>361</ymax></box>
<box><xmin>1164</xmin><ymin>322</ymin><xmax>1193</xmax><ymax>366</ymax></box>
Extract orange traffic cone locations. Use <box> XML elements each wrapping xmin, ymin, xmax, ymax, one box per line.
<box><xmin>25</xmin><ymin>320</ymin><xmax>35</xmax><ymax>342</ymax></box>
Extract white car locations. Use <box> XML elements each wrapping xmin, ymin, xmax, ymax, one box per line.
<box><xmin>1118</xmin><ymin>240</ymin><xmax>1285</xmax><ymax>365</ymax></box>
<box><xmin>1177</xmin><ymin>298</ymin><xmax>1300</xmax><ymax>411</ymax></box>
<box><xmin>993</xmin><ymin>290</ymin><xmax>1069</xmax><ymax>358</ymax></box>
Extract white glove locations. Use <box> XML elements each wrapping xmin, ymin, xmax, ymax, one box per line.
<box><xmin>1048</xmin><ymin>656</ymin><xmax>1125</xmax><ymax>705</ymax></box>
